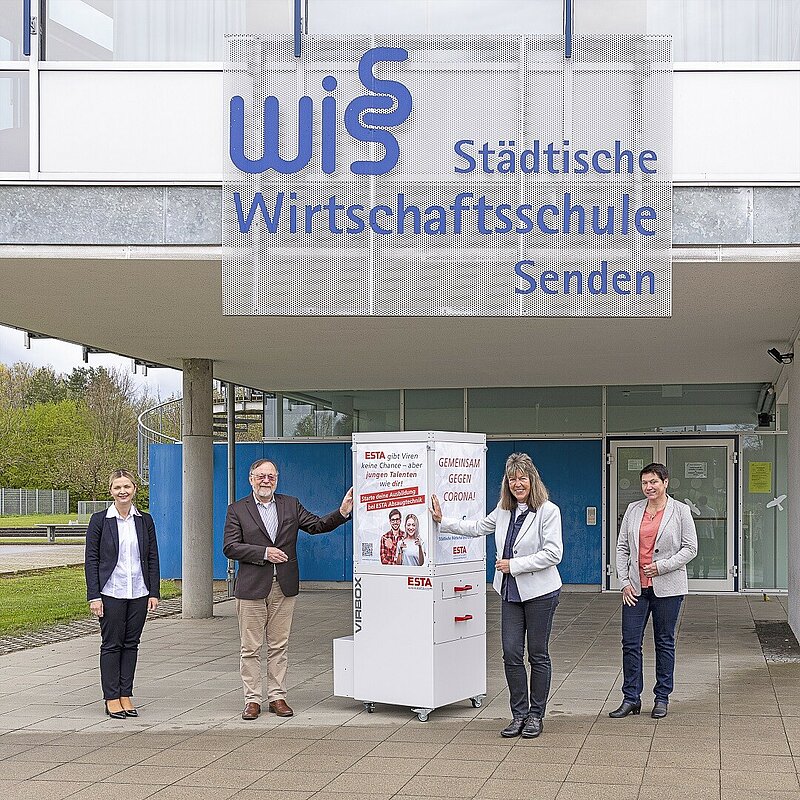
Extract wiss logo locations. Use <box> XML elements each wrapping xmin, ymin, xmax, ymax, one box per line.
<box><xmin>229</xmin><ymin>47</ymin><xmax>412</xmax><ymax>176</ymax></box>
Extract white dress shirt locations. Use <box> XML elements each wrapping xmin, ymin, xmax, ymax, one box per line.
<box><xmin>254</xmin><ymin>493</ymin><xmax>279</xmax><ymax>569</ymax></box>
<box><xmin>101</xmin><ymin>504</ymin><xmax>148</xmax><ymax>599</ymax></box>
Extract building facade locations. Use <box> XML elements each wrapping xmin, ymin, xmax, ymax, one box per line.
<box><xmin>1</xmin><ymin>1</ymin><xmax>799</xmax><ymax>622</ymax></box>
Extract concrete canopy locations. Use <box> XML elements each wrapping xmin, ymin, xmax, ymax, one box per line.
<box><xmin>0</xmin><ymin>247</ymin><xmax>797</xmax><ymax>391</ymax></box>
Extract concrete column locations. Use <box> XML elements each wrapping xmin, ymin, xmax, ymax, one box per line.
<box><xmin>182</xmin><ymin>358</ymin><xmax>214</xmax><ymax>619</ymax></box>
<box><xmin>789</xmin><ymin>341</ymin><xmax>800</xmax><ymax>639</ymax></box>
<box><xmin>226</xmin><ymin>382</ymin><xmax>237</xmax><ymax>598</ymax></box>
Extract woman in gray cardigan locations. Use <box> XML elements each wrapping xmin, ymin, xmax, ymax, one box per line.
<box><xmin>611</xmin><ymin>462</ymin><xmax>697</xmax><ymax>720</ymax></box>
<box><xmin>431</xmin><ymin>452</ymin><xmax>562</xmax><ymax>740</ymax></box>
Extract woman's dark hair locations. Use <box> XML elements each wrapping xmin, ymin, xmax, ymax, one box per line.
<box><xmin>640</xmin><ymin>462</ymin><xmax>669</xmax><ymax>481</ymax></box>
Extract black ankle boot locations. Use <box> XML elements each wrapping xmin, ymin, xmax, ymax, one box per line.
<box><xmin>608</xmin><ymin>700</ymin><xmax>641</xmax><ymax>718</ymax></box>
<box><xmin>521</xmin><ymin>715</ymin><xmax>543</xmax><ymax>738</ymax></box>
<box><xmin>500</xmin><ymin>717</ymin><xmax>526</xmax><ymax>737</ymax></box>
<box><xmin>651</xmin><ymin>701</ymin><xmax>668</xmax><ymax>719</ymax></box>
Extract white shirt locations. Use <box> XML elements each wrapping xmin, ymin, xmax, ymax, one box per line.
<box><xmin>254</xmin><ymin>493</ymin><xmax>279</xmax><ymax>569</ymax></box>
<box><xmin>398</xmin><ymin>537</ymin><xmax>424</xmax><ymax>566</ymax></box>
<box><xmin>101</xmin><ymin>505</ymin><xmax>148</xmax><ymax>599</ymax></box>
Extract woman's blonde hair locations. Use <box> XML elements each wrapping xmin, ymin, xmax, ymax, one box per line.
<box><xmin>108</xmin><ymin>469</ymin><xmax>138</xmax><ymax>491</ymax></box>
<box><xmin>499</xmin><ymin>453</ymin><xmax>549</xmax><ymax>511</ymax></box>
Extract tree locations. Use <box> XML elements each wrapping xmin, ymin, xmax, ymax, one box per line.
<box><xmin>84</xmin><ymin>367</ymin><xmax>150</xmax><ymax>452</ymax></box>
<box><xmin>0</xmin><ymin>406</ymin><xmax>24</xmax><ymax>477</ymax></box>
<box><xmin>0</xmin><ymin>363</ymin><xmax>70</xmax><ymax>408</ymax></box>
<box><xmin>0</xmin><ymin>362</ymin><xmax>152</xmax><ymax>506</ymax></box>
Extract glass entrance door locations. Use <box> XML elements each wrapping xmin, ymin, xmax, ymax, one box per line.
<box><xmin>609</xmin><ymin>439</ymin><xmax>736</xmax><ymax>592</ymax></box>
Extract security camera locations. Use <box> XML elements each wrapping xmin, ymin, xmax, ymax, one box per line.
<box><xmin>767</xmin><ymin>348</ymin><xmax>794</xmax><ymax>365</ymax></box>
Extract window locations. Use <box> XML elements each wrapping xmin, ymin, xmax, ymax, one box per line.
<box><xmin>647</xmin><ymin>0</ymin><xmax>800</xmax><ymax>61</ymax></box>
<box><xmin>0</xmin><ymin>0</ymin><xmax>24</xmax><ymax>59</ymax></box>
<box><xmin>741</xmin><ymin>434</ymin><xmax>788</xmax><ymax>590</ymax></box>
<box><xmin>405</xmin><ymin>389</ymin><xmax>463</xmax><ymax>431</ymax></box>
<box><xmin>279</xmin><ymin>390</ymin><xmax>400</xmax><ymax>436</ymax></box>
<box><xmin>469</xmin><ymin>386</ymin><xmax>601</xmax><ymax>434</ymax></box>
<box><xmin>0</xmin><ymin>72</ymin><xmax>29</xmax><ymax>172</ymax></box>
<box><xmin>45</xmin><ymin>0</ymin><xmax>246</xmax><ymax>61</ymax></box>
<box><xmin>308</xmin><ymin>1</ymin><xmax>563</xmax><ymax>34</ymax></box>
<box><xmin>607</xmin><ymin>383</ymin><xmax>763</xmax><ymax>432</ymax></box>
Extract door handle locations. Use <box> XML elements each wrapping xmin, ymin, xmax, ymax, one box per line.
<box><xmin>453</xmin><ymin>585</ymin><xmax>472</xmax><ymax>592</ymax></box>
<box><xmin>454</xmin><ymin>615</ymin><xmax>473</xmax><ymax>622</ymax></box>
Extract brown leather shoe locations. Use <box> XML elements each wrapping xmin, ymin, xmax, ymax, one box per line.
<box><xmin>242</xmin><ymin>702</ymin><xmax>261</xmax><ymax>720</ymax></box>
<box><xmin>268</xmin><ymin>699</ymin><xmax>293</xmax><ymax>717</ymax></box>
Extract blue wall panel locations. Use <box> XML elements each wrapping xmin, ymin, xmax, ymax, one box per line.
<box><xmin>531</xmin><ymin>440</ymin><xmax>603</xmax><ymax>583</ymax></box>
<box><xmin>261</xmin><ymin>443</ymin><xmax>352</xmax><ymax>582</ymax></box>
<box><xmin>212</xmin><ymin>443</ymin><xmax>265</xmax><ymax>581</ymax></box>
<box><xmin>149</xmin><ymin>443</ymin><xmax>183</xmax><ymax>580</ymax></box>
<box><xmin>485</xmin><ymin>440</ymin><xmax>603</xmax><ymax>584</ymax></box>
<box><xmin>151</xmin><ymin>439</ymin><xmax>598</xmax><ymax>584</ymax></box>
<box><xmin>484</xmin><ymin>441</ymin><xmax>516</xmax><ymax>581</ymax></box>
<box><xmin>151</xmin><ymin>442</ymin><xmax>351</xmax><ymax>581</ymax></box>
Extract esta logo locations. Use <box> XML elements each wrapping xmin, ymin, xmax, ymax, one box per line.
<box><xmin>364</xmin><ymin>451</ymin><xmax>385</xmax><ymax>459</ymax></box>
<box><xmin>229</xmin><ymin>47</ymin><xmax>412</xmax><ymax>176</ymax></box>
<box><xmin>453</xmin><ymin>546</ymin><xmax>467</xmax><ymax>555</ymax></box>
<box><xmin>407</xmin><ymin>576</ymin><xmax>432</xmax><ymax>588</ymax></box>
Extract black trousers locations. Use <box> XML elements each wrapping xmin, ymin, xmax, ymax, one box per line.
<box><xmin>501</xmin><ymin>589</ymin><xmax>560</xmax><ymax>718</ymax></box>
<box><xmin>99</xmin><ymin>594</ymin><xmax>148</xmax><ymax>700</ymax></box>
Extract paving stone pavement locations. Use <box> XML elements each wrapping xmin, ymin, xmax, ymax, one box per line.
<box><xmin>0</xmin><ymin>544</ymin><xmax>85</xmax><ymax>574</ymax></box>
<box><xmin>1</xmin><ymin>588</ymin><xmax>799</xmax><ymax>800</ymax></box>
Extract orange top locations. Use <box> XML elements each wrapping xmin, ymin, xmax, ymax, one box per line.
<box><xmin>638</xmin><ymin>508</ymin><xmax>664</xmax><ymax>588</ymax></box>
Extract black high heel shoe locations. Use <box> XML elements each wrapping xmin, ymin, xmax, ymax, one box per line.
<box><xmin>105</xmin><ymin>701</ymin><xmax>126</xmax><ymax>719</ymax></box>
<box><xmin>608</xmin><ymin>700</ymin><xmax>642</xmax><ymax>718</ymax></box>
<box><xmin>120</xmin><ymin>697</ymin><xmax>138</xmax><ymax>717</ymax></box>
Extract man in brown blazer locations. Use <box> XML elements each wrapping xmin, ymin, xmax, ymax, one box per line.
<box><xmin>223</xmin><ymin>457</ymin><xmax>353</xmax><ymax>720</ymax></box>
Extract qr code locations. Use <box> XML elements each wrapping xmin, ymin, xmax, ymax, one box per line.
<box><xmin>361</xmin><ymin>543</ymin><xmax>373</xmax><ymax>557</ymax></box>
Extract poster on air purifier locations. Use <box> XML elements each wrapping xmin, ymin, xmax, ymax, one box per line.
<box><xmin>355</xmin><ymin>443</ymin><xmax>429</xmax><ymax>568</ymax></box>
<box><xmin>434</xmin><ymin>441</ymin><xmax>486</xmax><ymax>564</ymax></box>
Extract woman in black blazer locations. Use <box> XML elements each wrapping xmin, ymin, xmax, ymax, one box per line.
<box><xmin>84</xmin><ymin>469</ymin><xmax>160</xmax><ymax>719</ymax></box>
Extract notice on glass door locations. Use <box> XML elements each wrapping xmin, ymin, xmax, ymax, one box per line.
<box><xmin>748</xmin><ymin>461</ymin><xmax>772</xmax><ymax>494</ymax></box>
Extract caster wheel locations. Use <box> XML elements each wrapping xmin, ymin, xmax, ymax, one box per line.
<box><xmin>471</xmin><ymin>697</ymin><xmax>482</xmax><ymax>708</ymax></box>
<box><xmin>417</xmin><ymin>712</ymin><xmax>429</xmax><ymax>722</ymax></box>
<box><xmin>363</xmin><ymin>702</ymin><xmax>375</xmax><ymax>713</ymax></box>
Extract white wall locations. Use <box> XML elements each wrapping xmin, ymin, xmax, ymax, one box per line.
<box><xmin>34</xmin><ymin>66</ymin><xmax>800</xmax><ymax>181</ymax></box>
<box><xmin>39</xmin><ymin>69</ymin><xmax>223</xmax><ymax>176</ymax></box>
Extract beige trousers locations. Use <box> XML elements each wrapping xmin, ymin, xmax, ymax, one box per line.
<box><xmin>236</xmin><ymin>583</ymin><xmax>297</xmax><ymax>704</ymax></box>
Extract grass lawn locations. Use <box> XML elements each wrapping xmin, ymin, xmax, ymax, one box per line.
<box><xmin>0</xmin><ymin>514</ymin><xmax>75</xmax><ymax>527</ymax></box>
<box><xmin>0</xmin><ymin>566</ymin><xmax>181</xmax><ymax>635</ymax></box>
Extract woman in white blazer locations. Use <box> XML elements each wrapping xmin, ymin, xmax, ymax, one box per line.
<box><xmin>431</xmin><ymin>453</ymin><xmax>562</xmax><ymax>740</ymax></box>
<box><xmin>611</xmin><ymin>462</ymin><xmax>697</xmax><ymax>720</ymax></box>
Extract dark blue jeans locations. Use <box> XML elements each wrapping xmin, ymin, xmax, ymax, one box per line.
<box><xmin>501</xmin><ymin>589</ymin><xmax>560</xmax><ymax>718</ymax></box>
<box><xmin>621</xmin><ymin>587</ymin><xmax>683</xmax><ymax>704</ymax></box>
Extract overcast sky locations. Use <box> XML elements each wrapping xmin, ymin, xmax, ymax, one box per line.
<box><xmin>0</xmin><ymin>324</ymin><xmax>183</xmax><ymax>399</ymax></box>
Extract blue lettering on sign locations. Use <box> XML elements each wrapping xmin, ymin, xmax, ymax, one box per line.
<box><xmin>229</xmin><ymin>46</ymin><xmax>412</xmax><ymax>176</ymax></box>
<box><xmin>514</xmin><ymin>260</ymin><xmax>656</xmax><ymax>296</ymax></box>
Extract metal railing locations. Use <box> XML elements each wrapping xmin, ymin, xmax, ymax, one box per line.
<box><xmin>137</xmin><ymin>389</ymin><xmax>336</xmax><ymax>483</ymax></box>
<box><xmin>137</xmin><ymin>398</ymin><xmax>182</xmax><ymax>484</ymax></box>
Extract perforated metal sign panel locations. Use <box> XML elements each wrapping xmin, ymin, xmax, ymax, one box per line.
<box><xmin>223</xmin><ymin>34</ymin><xmax>672</xmax><ymax>316</ymax></box>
